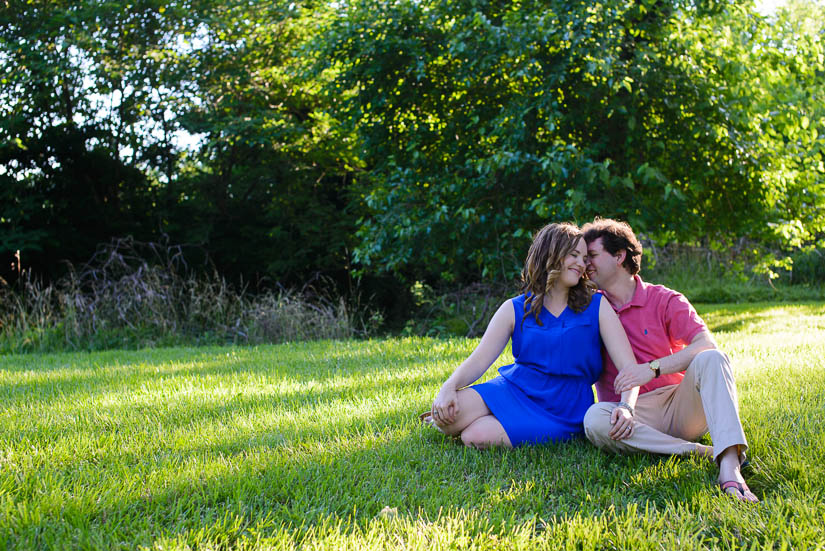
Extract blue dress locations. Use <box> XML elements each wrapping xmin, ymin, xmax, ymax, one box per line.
<box><xmin>471</xmin><ymin>293</ymin><xmax>603</xmax><ymax>447</ymax></box>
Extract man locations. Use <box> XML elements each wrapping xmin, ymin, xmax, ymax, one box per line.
<box><xmin>581</xmin><ymin>218</ymin><xmax>758</xmax><ymax>503</ymax></box>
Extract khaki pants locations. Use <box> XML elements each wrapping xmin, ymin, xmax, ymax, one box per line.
<box><xmin>583</xmin><ymin>349</ymin><xmax>747</xmax><ymax>462</ymax></box>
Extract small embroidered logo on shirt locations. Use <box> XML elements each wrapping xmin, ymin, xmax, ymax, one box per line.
<box><xmin>644</xmin><ymin>329</ymin><xmax>648</xmax><ymax>335</ymax></box>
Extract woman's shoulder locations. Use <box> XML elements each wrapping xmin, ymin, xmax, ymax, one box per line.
<box><xmin>512</xmin><ymin>293</ymin><xmax>527</xmax><ymax>304</ymax></box>
<box><xmin>507</xmin><ymin>294</ymin><xmax>526</xmax><ymax>314</ymax></box>
<box><xmin>571</xmin><ymin>290</ymin><xmax>602</xmax><ymax>316</ymax></box>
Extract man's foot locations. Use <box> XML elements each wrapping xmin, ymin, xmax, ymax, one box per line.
<box><xmin>717</xmin><ymin>444</ymin><xmax>757</xmax><ymax>503</ymax></box>
<box><xmin>719</xmin><ymin>480</ymin><xmax>759</xmax><ymax>503</ymax></box>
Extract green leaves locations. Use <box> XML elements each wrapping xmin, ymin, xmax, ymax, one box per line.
<box><xmin>314</xmin><ymin>0</ymin><xmax>825</xmax><ymax>283</ymax></box>
<box><xmin>1</xmin><ymin>0</ymin><xmax>822</xmax><ymax>290</ymax></box>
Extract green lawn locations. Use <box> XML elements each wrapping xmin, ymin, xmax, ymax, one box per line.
<box><xmin>1</xmin><ymin>302</ymin><xmax>824</xmax><ymax>550</ymax></box>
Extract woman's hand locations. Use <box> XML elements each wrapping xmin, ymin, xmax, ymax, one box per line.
<box><xmin>432</xmin><ymin>385</ymin><xmax>459</xmax><ymax>425</ymax></box>
<box><xmin>608</xmin><ymin>405</ymin><xmax>634</xmax><ymax>440</ymax></box>
<box><xmin>427</xmin><ymin>301</ymin><xmax>515</xmax><ymax>426</ymax></box>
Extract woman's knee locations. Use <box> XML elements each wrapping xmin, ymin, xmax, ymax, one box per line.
<box><xmin>460</xmin><ymin>422</ymin><xmax>491</xmax><ymax>448</ymax></box>
<box><xmin>459</xmin><ymin>428</ymin><xmax>481</xmax><ymax>448</ymax></box>
<box><xmin>459</xmin><ymin>417</ymin><xmax>510</xmax><ymax>449</ymax></box>
<box><xmin>436</xmin><ymin>419</ymin><xmax>462</xmax><ymax>437</ymax></box>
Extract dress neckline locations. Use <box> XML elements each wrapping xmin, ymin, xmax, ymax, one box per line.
<box><xmin>542</xmin><ymin>304</ymin><xmax>568</xmax><ymax>319</ymax></box>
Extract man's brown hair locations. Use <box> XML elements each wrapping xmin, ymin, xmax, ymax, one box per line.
<box><xmin>581</xmin><ymin>218</ymin><xmax>643</xmax><ymax>275</ymax></box>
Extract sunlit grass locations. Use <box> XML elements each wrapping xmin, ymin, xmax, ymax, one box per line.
<box><xmin>1</xmin><ymin>303</ymin><xmax>824</xmax><ymax>549</ymax></box>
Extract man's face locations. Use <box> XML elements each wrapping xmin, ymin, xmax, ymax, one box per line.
<box><xmin>585</xmin><ymin>237</ymin><xmax>619</xmax><ymax>287</ymax></box>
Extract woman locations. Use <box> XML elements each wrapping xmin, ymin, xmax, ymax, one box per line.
<box><xmin>425</xmin><ymin>222</ymin><xmax>641</xmax><ymax>448</ymax></box>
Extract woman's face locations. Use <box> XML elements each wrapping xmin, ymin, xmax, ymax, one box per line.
<box><xmin>559</xmin><ymin>238</ymin><xmax>587</xmax><ymax>288</ymax></box>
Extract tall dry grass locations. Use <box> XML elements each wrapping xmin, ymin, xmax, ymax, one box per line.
<box><xmin>0</xmin><ymin>238</ymin><xmax>379</xmax><ymax>353</ymax></box>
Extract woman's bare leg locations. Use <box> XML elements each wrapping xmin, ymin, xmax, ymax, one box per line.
<box><xmin>433</xmin><ymin>388</ymin><xmax>489</xmax><ymax>435</ymax></box>
<box><xmin>433</xmin><ymin>388</ymin><xmax>511</xmax><ymax>448</ymax></box>
<box><xmin>460</xmin><ymin>415</ymin><xmax>512</xmax><ymax>449</ymax></box>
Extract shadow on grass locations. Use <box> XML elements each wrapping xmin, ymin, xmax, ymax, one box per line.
<box><xmin>0</xmin><ymin>339</ymin><xmax>470</xmax><ymax>408</ymax></box>
<box><xmin>12</xmin><ymin>390</ymin><xmax>820</xmax><ymax>548</ymax></box>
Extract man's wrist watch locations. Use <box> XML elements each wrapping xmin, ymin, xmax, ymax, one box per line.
<box><xmin>649</xmin><ymin>359</ymin><xmax>661</xmax><ymax>378</ymax></box>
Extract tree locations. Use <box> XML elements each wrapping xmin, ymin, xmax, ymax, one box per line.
<box><xmin>318</xmin><ymin>0</ymin><xmax>825</xmax><ymax>282</ymax></box>
<box><xmin>0</xmin><ymin>0</ymin><xmax>363</xmax><ymax>287</ymax></box>
<box><xmin>165</xmin><ymin>1</ymin><xmax>363</xmax><ymax>283</ymax></box>
<box><xmin>0</xmin><ymin>0</ymin><xmax>202</xmax><ymax>277</ymax></box>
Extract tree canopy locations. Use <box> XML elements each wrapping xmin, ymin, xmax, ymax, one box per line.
<box><xmin>1</xmin><ymin>0</ymin><xmax>823</xmax><ymax>291</ymax></box>
<box><xmin>318</xmin><ymin>0</ymin><xmax>824</xmax><ymax>281</ymax></box>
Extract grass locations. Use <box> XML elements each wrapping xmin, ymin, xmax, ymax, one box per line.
<box><xmin>1</xmin><ymin>302</ymin><xmax>824</xmax><ymax>550</ymax></box>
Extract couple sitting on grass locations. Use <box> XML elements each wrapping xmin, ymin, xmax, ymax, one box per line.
<box><xmin>423</xmin><ymin>219</ymin><xmax>758</xmax><ymax>504</ymax></box>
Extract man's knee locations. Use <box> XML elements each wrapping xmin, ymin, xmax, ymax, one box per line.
<box><xmin>695</xmin><ymin>348</ymin><xmax>727</xmax><ymax>364</ymax></box>
<box><xmin>583</xmin><ymin>403</ymin><xmax>614</xmax><ymax>444</ymax></box>
<box><xmin>690</xmin><ymin>349</ymin><xmax>732</xmax><ymax>377</ymax></box>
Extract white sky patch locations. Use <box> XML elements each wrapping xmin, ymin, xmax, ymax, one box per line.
<box><xmin>755</xmin><ymin>0</ymin><xmax>786</xmax><ymax>14</ymax></box>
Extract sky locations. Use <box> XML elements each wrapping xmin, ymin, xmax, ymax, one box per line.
<box><xmin>755</xmin><ymin>0</ymin><xmax>786</xmax><ymax>14</ymax></box>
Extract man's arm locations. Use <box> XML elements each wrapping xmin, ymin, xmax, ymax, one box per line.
<box><xmin>653</xmin><ymin>329</ymin><xmax>716</xmax><ymax>375</ymax></box>
<box><xmin>613</xmin><ymin>330</ymin><xmax>717</xmax><ymax>393</ymax></box>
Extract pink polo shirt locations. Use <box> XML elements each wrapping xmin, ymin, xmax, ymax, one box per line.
<box><xmin>595</xmin><ymin>275</ymin><xmax>707</xmax><ymax>403</ymax></box>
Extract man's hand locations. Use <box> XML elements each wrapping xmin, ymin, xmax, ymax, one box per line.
<box><xmin>609</xmin><ymin>406</ymin><xmax>635</xmax><ymax>440</ymax></box>
<box><xmin>614</xmin><ymin>363</ymin><xmax>654</xmax><ymax>393</ymax></box>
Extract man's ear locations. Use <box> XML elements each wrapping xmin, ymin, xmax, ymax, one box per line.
<box><xmin>615</xmin><ymin>249</ymin><xmax>626</xmax><ymax>265</ymax></box>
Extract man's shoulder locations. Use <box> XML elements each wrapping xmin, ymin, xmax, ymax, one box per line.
<box><xmin>641</xmin><ymin>279</ymin><xmax>682</xmax><ymax>298</ymax></box>
<box><xmin>637</xmin><ymin>276</ymin><xmax>681</xmax><ymax>298</ymax></box>
<box><xmin>636</xmin><ymin>277</ymin><xmax>695</xmax><ymax>309</ymax></box>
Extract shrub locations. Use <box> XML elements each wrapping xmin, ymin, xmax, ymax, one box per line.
<box><xmin>0</xmin><ymin>238</ymin><xmax>380</xmax><ymax>353</ymax></box>
<box><xmin>790</xmin><ymin>246</ymin><xmax>825</xmax><ymax>285</ymax></box>
<box><xmin>402</xmin><ymin>281</ymin><xmax>516</xmax><ymax>338</ymax></box>
<box><xmin>642</xmin><ymin>242</ymin><xmax>825</xmax><ymax>303</ymax></box>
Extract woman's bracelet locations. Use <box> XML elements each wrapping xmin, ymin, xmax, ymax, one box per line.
<box><xmin>617</xmin><ymin>401</ymin><xmax>635</xmax><ymax>417</ymax></box>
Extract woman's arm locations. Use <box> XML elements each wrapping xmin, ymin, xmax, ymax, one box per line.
<box><xmin>432</xmin><ymin>300</ymin><xmax>515</xmax><ymax>424</ymax></box>
<box><xmin>598</xmin><ymin>297</ymin><xmax>641</xmax><ymax>440</ymax></box>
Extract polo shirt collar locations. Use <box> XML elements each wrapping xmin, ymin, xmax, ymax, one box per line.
<box><xmin>603</xmin><ymin>274</ymin><xmax>649</xmax><ymax>313</ymax></box>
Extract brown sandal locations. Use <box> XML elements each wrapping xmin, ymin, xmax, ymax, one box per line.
<box><xmin>719</xmin><ymin>481</ymin><xmax>759</xmax><ymax>503</ymax></box>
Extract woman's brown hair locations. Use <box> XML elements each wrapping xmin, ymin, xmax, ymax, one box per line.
<box><xmin>520</xmin><ymin>222</ymin><xmax>596</xmax><ymax>324</ymax></box>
